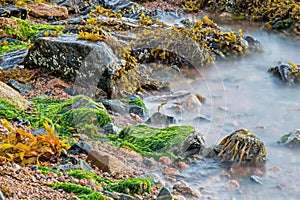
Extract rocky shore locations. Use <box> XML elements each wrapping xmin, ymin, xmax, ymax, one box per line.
<box><xmin>0</xmin><ymin>0</ymin><xmax>300</xmax><ymax>199</ymax></box>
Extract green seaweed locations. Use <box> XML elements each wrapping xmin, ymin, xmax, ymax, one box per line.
<box><xmin>66</xmin><ymin>170</ymin><xmax>152</xmax><ymax>195</ymax></box>
<box><xmin>0</xmin><ymin>41</ymin><xmax>28</xmax><ymax>55</ymax></box>
<box><xmin>50</xmin><ymin>182</ymin><xmax>105</xmax><ymax>200</ymax></box>
<box><xmin>116</xmin><ymin>124</ymin><xmax>195</xmax><ymax>158</ymax></box>
<box><xmin>104</xmin><ymin>178</ymin><xmax>152</xmax><ymax>195</ymax></box>
<box><xmin>38</xmin><ymin>166</ymin><xmax>60</xmax><ymax>176</ymax></box>
<box><xmin>121</xmin><ymin>98</ymin><xmax>147</xmax><ymax>111</ymax></box>
<box><xmin>67</xmin><ymin>170</ymin><xmax>112</xmax><ymax>185</ymax></box>
<box><xmin>7</xmin><ymin>17</ymin><xmax>64</xmax><ymax>41</ymax></box>
<box><xmin>0</xmin><ymin>99</ymin><xmax>24</xmax><ymax>120</ymax></box>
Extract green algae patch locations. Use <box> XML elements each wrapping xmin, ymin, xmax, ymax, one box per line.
<box><xmin>67</xmin><ymin>170</ymin><xmax>112</xmax><ymax>185</ymax></box>
<box><xmin>0</xmin><ymin>99</ymin><xmax>24</xmax><ymax>120</ymax></box>
<box><xmin>67</xmin><ymin>169</ymin><xmax>152</xmax><ymax>195</ymax></box>
<box><xmin>0</xmin><ymin>41</ymin><xmax>28</xmax><ymax>55</ymax></box>
<box><xmin>50</xmin><ymin>182</ymin><xmax>106</xmax><ymax>200</ymax></box>
<box><xmin>121</xmin><ymin>97</ymin><xmax>147</xmax><ymax>111</ymax></box>
<box><xmin>104</xmin><ymin>178</ymin><xmax>151</xmax><ymax>195</ymax></box>
<box><xmin>38</xmin><ymin>166</ymin><xmax>60</xmax><ymax>176</ymax></box>
<box><xmin>116</xmin><ymin>124</ymin><xmax>195</xmax><ymax>158</ymax></box>
<box><xmin>30</xmin><ymin>95</ymin><xmax>112</xmax><ymax>137</ymax></box>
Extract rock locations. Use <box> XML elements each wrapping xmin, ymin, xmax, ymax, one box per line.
<box><xmin>117</xmin><ymin>124</ymin><xmax>203</xmax><ymax>158</ymax></box>
<box><xmin>279</xmin><ymin>129</ymin><xmax>300</xmax><ymax>148</ymax></box>
<box><xmin>0</xmin><ymin>190</ymin><xmax>4</xmax><ymax>200</ymax></box>
<box><xmin>214</xmin><ymin>129</ymin><xmax>266</xmax><ymax>166</ymax></box>
<box><xmin>159</xmin><ymin>156</ymin><xmax>172</xmax><ymax>166</ymax></box>
<box><xmin>179</xmin><ymin>131</ymin><xmax>205</xmax><ymax>157</ymax></box>
<box><xmin>157</xmin><ymin>187</ymin><xmax>173</xmax><ymax>200</ymax></box>
<box><xmin>67</xmin><ymin>141</ymin><xmax>93</xmax><ymax>155</ymax></box>
<box><xmin>173</xmin><ymin>181</ymin><xmax>200</xmax><ymax>198</ymax></box>
<box><xmin>0</xmin><ymin>49</ymin><xmax>28</xmax><ymax>70</ymax></box>
<box><xmin>100</xmin><ymin>122</ymin><xmax>120</xmax><ymax>135</ymax></box>
<box><xmin>79</xmin><ymin>159</ymin><xmax>93</xmax><ymax>172</ymax></box>
<box><xmin>7</xmin><ymin>79</ymin><xmax>34</xmax><ymax>93</ymax></box>
<box><xmin>162</xmin><ymin>167</ymin><xmax>180</xmax><ymax>176</ymax></box>
<box><xmin>145</xmin><ymin>112</ymin><xmax>176</xmax><ymax>125</ymax></box>
<box><xmin>101</xmin><ymin>97</ymin><xmax>147</xmax><ymax>118</ymax></box>
<box><xmin>52</xmin><ymin>0</ymin><xmax>92</xmax><ymax>14</ymax></box>
<box><xmin>28</xmin><ymin>3</ymin><xmax>68</xmax><ymax>20</ymax></box>
<box><xmin>250</xmin><ymin>175</ymin><xmax>263</xmax><ymax>184</ymax></box>
<box><xmin>0</xmin><ymin>5</ymin><xmax>27</xmax><ymax>19</ymax></box>
<box><xmin>99</xmin><ymin>0</ymin><xmax>150</xmax><ymax>19</ymax></box>
<box><xmin>268</xmin><ymin>62</ymin><xmax>300</xmax><ymax>85</ymax></box>
<box><xmin>25</xmin><ymin>34</ymin><xmax>169</xmax><ymax>98</ymax></box>
<box><xmin>32</xmin><ymin>128</ymin><xmax>46</xmax><ymax>136</ymax></box>
<box><xmin>0</xmin><ymin>81</ymin><xmax>30</xmax><ymax>110</ymax></box>
<box><xmin>86</xmin><ymin>149</ymin><xmax>129</xmax><ymax>175</ymax></box>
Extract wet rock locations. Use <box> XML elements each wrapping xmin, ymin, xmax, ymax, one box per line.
<box><xmin>99</xmin><ymin>0</ymin><xmax>150</xmax><ymax>19</ymax></box>
<box><xmin>100</xmin><ymin>122</ymin><xmax>120</xmax><ymax>134</ymax></box>
<box><xmin>157</xmin><ymin>187</ymin><xmax>173</xmax><ymax>200</ymax></box>
<box><xmin>67</xmin><ymin>141</ymin><xmax>93</xmax><ymax>155</ymax></box>
<box><xmin>0</xmin><ymin>49</ymin><xmax>28</xmax><ymax>70</ymax></box>
<box><xmin>173</xmin><ymin>181</ymin><xmax>200</xmax><ymax>198</ymax></box>
<box><xmin>0</xmin><ymin>81</ymin><xmax>30</xmax><ymax>110</ymax></box>
<box><xmin>0</xmin><ymin>5</ymin><xmax>27</xmax><ymax>19</ymax></box>
<box><xmin>145</xmin><ymin>112</ymin><xmax>176</xmax><ymax>125</ymax></box>
<box><xmin>179</xmin><ymin>131</ymin><xmax>205</xmax><ymax>157</ymax></box>
<box><xmin>250</xmin><ymin>175</ymin><xmax>263</xmax><ymax>184</ymax></box>
<box><xmin>32</xmin><ymin>128</ymin><xmax>46</xmax><ymax>136</ymax></box>
<box><xmin>101</xmin><ymin>98</ymin><xmax>146</xmax><ymax>118</ymax></box>
<box><xmin>279</xmin><ymin>129</ymin><xmax>300</xmax><ymax>148</ymax></box>
<box><xmin>118</xmin><ymin>124</ymin><xmax>202</xmax><ymax>158</ymax></box>
<box><xmin>159</xmin><ymin>156</ymin><xmax>172</xmax><ymax>166</ymax></box>
<box><xmin>86</xmin><ymin>149</ymin><xmax>129</xmax><ymax>175</ymax></box>
<box><xmin>52</xmin><ymin>0</ymin><xmax>92</xmax><ymax>14</ymax></box>
<box><xmin>268</xmin><ymin>62</ymin><xmax>300</xmax><ymax>85</ymax></box>
<box><xmin>162</xmin><ymin>167</ymin><xmax>180</xmax><ymax>176</ymax></box>
<box><xmin>25</xmin><ymin>34</ymin><xmax>169</xmax><ymax>98</ymax></box>
<box><xmin>214</xmin><ymin>129</ymin><xmax>266</xmax><ymax>166</ymax></box>
<box><xmin>7</xmin><ymin>79</ymin><xmax>34</xmax><ymax>93</ymax></box>
<box><xmin>0</xmin><ymin>190</ymin><xmax>4</xmax><ymax>200</ymax></box>
<box><xmin>78</xmin><ymin>159</ymin><xmax>93</xmax><ymax>172</ymax></box>
<box><xmin>51</xmin><ymin>15</ymin><xmax>90</xmax><ymax>25</ymax></box>
<box><xmin>28</xmin><ymin>3</ymin><xmax>68</xmax><ymax>20</ymax></box>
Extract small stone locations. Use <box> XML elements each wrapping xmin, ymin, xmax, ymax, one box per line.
<box><xmin>68</xmin><ymin>141</ymin><xmax>93</xmax><ymax>155</ymax></box>
<box><xmin>79</xmin><ymin>159</ymin><xmax>93</xmax><ymax>172</ymax></box>
<box><xmin>176</xmin><ymin>162</ymin><xmax>188</xmax><ymax>170</ymax></box>
<box><xmin>162</xmin><ymin>167</ymin><xmax>180</xmax><ymax>176</ymax></box>
<box><xmin>250</xmin><ymin>175</ymin><xmax>264</xmax><ymax>185</ymax></box>
<box><xmin>173</xmin><ymin>181</ymin><xmax>200</xmax><ymax>198</ymax></box>
<box><xmin>225</xmin><ymin>180</ymin><xmax>240</xmax><ymax>190</ymax></box>
<box><xmin>28</xmin><ymin>3</ymin><xmax>68</xmax><ymax>19</ymax></box>
<box><xmin>157</xmin><ymin>187</ymin><xmax>173</xmax><ymax>200</ymax></box>
<box><xmin>159</xmin><ymin>156</ymin><xmax>172</xmax><ymax>166</ymax></box>
<box><xmin>86</xmin><ymin>149</ymin><xmax>129</xmax><ymax>175</ymax></box>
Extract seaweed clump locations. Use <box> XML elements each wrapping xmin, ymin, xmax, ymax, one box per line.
<box><xmin>114</xmin><ymin>124</ymin><xmax>195</xmax><ymax>158</ymax></box>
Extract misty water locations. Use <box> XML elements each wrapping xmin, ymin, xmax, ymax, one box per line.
<box><xmin>144</xmin><ymin>20</ymin><xmax>300</xmax><ymax>199</ymax></box>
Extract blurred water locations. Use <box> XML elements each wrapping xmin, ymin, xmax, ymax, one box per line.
<box><xmin>145</xmin><ymin>20</ymin><xmax>300</xmax><ymax>199</ymax></box>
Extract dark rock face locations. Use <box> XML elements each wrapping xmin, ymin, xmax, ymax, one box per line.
<box><xmin>24</xmin><ymin>34</ymin><xmax>124</xmax><ymax>98</ymax></box>
<box><xmin>7</xmin><ymin>79</ymin><xmax>34</xmax><ymax>93</ymax></box>
<box><xmin>268</xmin><ymin>62</ymin><xmax>300</xmax><ymax>85</ymax></box>
<box><xmin>0</xmin><ymin>5</ymin><xmax>27</xmax><ymax>19</ymax></box>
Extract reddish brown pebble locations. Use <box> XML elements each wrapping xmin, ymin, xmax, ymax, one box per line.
<box><xmin>177</xmin><ymin>162</ymin><xmax>188</xmax><ymax>170</ymax></box>
<box><xmin>159</xmin><ymin>156</ymin><xmax>172</xmax><ymax>166</ymax></box>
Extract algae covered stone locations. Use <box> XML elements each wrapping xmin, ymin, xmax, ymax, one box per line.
<box><xmin>214</xmin><ymin>129</ymin><xmax>266</xmax><ymax>166</ymax></box>
<box><xmin>279</xmin><ymin>129</ymin><xmax>300</xmax><ymax>148</ymax></box>
<box><xmin>117</xmin><ymin>124</ymin><xmax>205</xmax><ymax>158</ymax></box>
<box><xmin>33</xmin><ymin>95</ymin><xmax>112</xmax><ymax>136</ymax></box>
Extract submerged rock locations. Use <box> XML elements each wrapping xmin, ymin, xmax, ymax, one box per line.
<box><xmin>0</xmin><ymin>81</ymin><xmax>30</xmax><ymax>110</ymax></box>
<box><xmin>145</xmin><ymin>112</ymin><xmax>176</xmax><ymax>126</ymax></box>
<box><xmin>117</xmin><ymin>124</ymin><xmax>205</xmax><ymax>158</ymax></box>
<box><xmin>279</xmin><ymin>129</ymin><xmax>300</xmax><ymax>148</ymax></box>
<box><xmin>213</xmin><ymin>129</ymin><xmax>266</xmax><ymax>166</ymax></box>
<box><xmin>268</xmin><ymin>62</ymin><xmax>300</xmax><ymax>85</ymax></box>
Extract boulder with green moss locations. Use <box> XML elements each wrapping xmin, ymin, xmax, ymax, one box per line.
<box><xmin>115</xmin><ymin>124</ymin><xmax>205</xmax><ymax>159</ymax></box>
<box><xmin>33</xmin><ymin>95</ymin><xmax>112</xmax><ymax>136</ymax></box>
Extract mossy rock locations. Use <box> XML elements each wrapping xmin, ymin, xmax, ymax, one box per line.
<box><xmin>115</xmin><ymin>124</ymin><xmax>204</xmax><ymax>159</ymax></box>
<box><xmin>33</xmin><ymin>95</ymin><xmax>112</xmax><ymax>136</ymax></box>
<box><xmin>279</xmin><ymin>130</ymin><xmax>300</xmax><ymax>148</ymax></box>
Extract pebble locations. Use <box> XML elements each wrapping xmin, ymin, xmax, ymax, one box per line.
<box><xmin>159</xmin><ymin>156</ymin><xmax>172</xmax><ymax>166</ymax></box>
<box><xmin>162</xmin><ymin>167</ymin><xmax>180</xmax><ymax>176</ymax></box>
<box><xmin>176</xmin><ymin>162</ymin><xmax>188</xmax><ymax>170</ymax></box>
